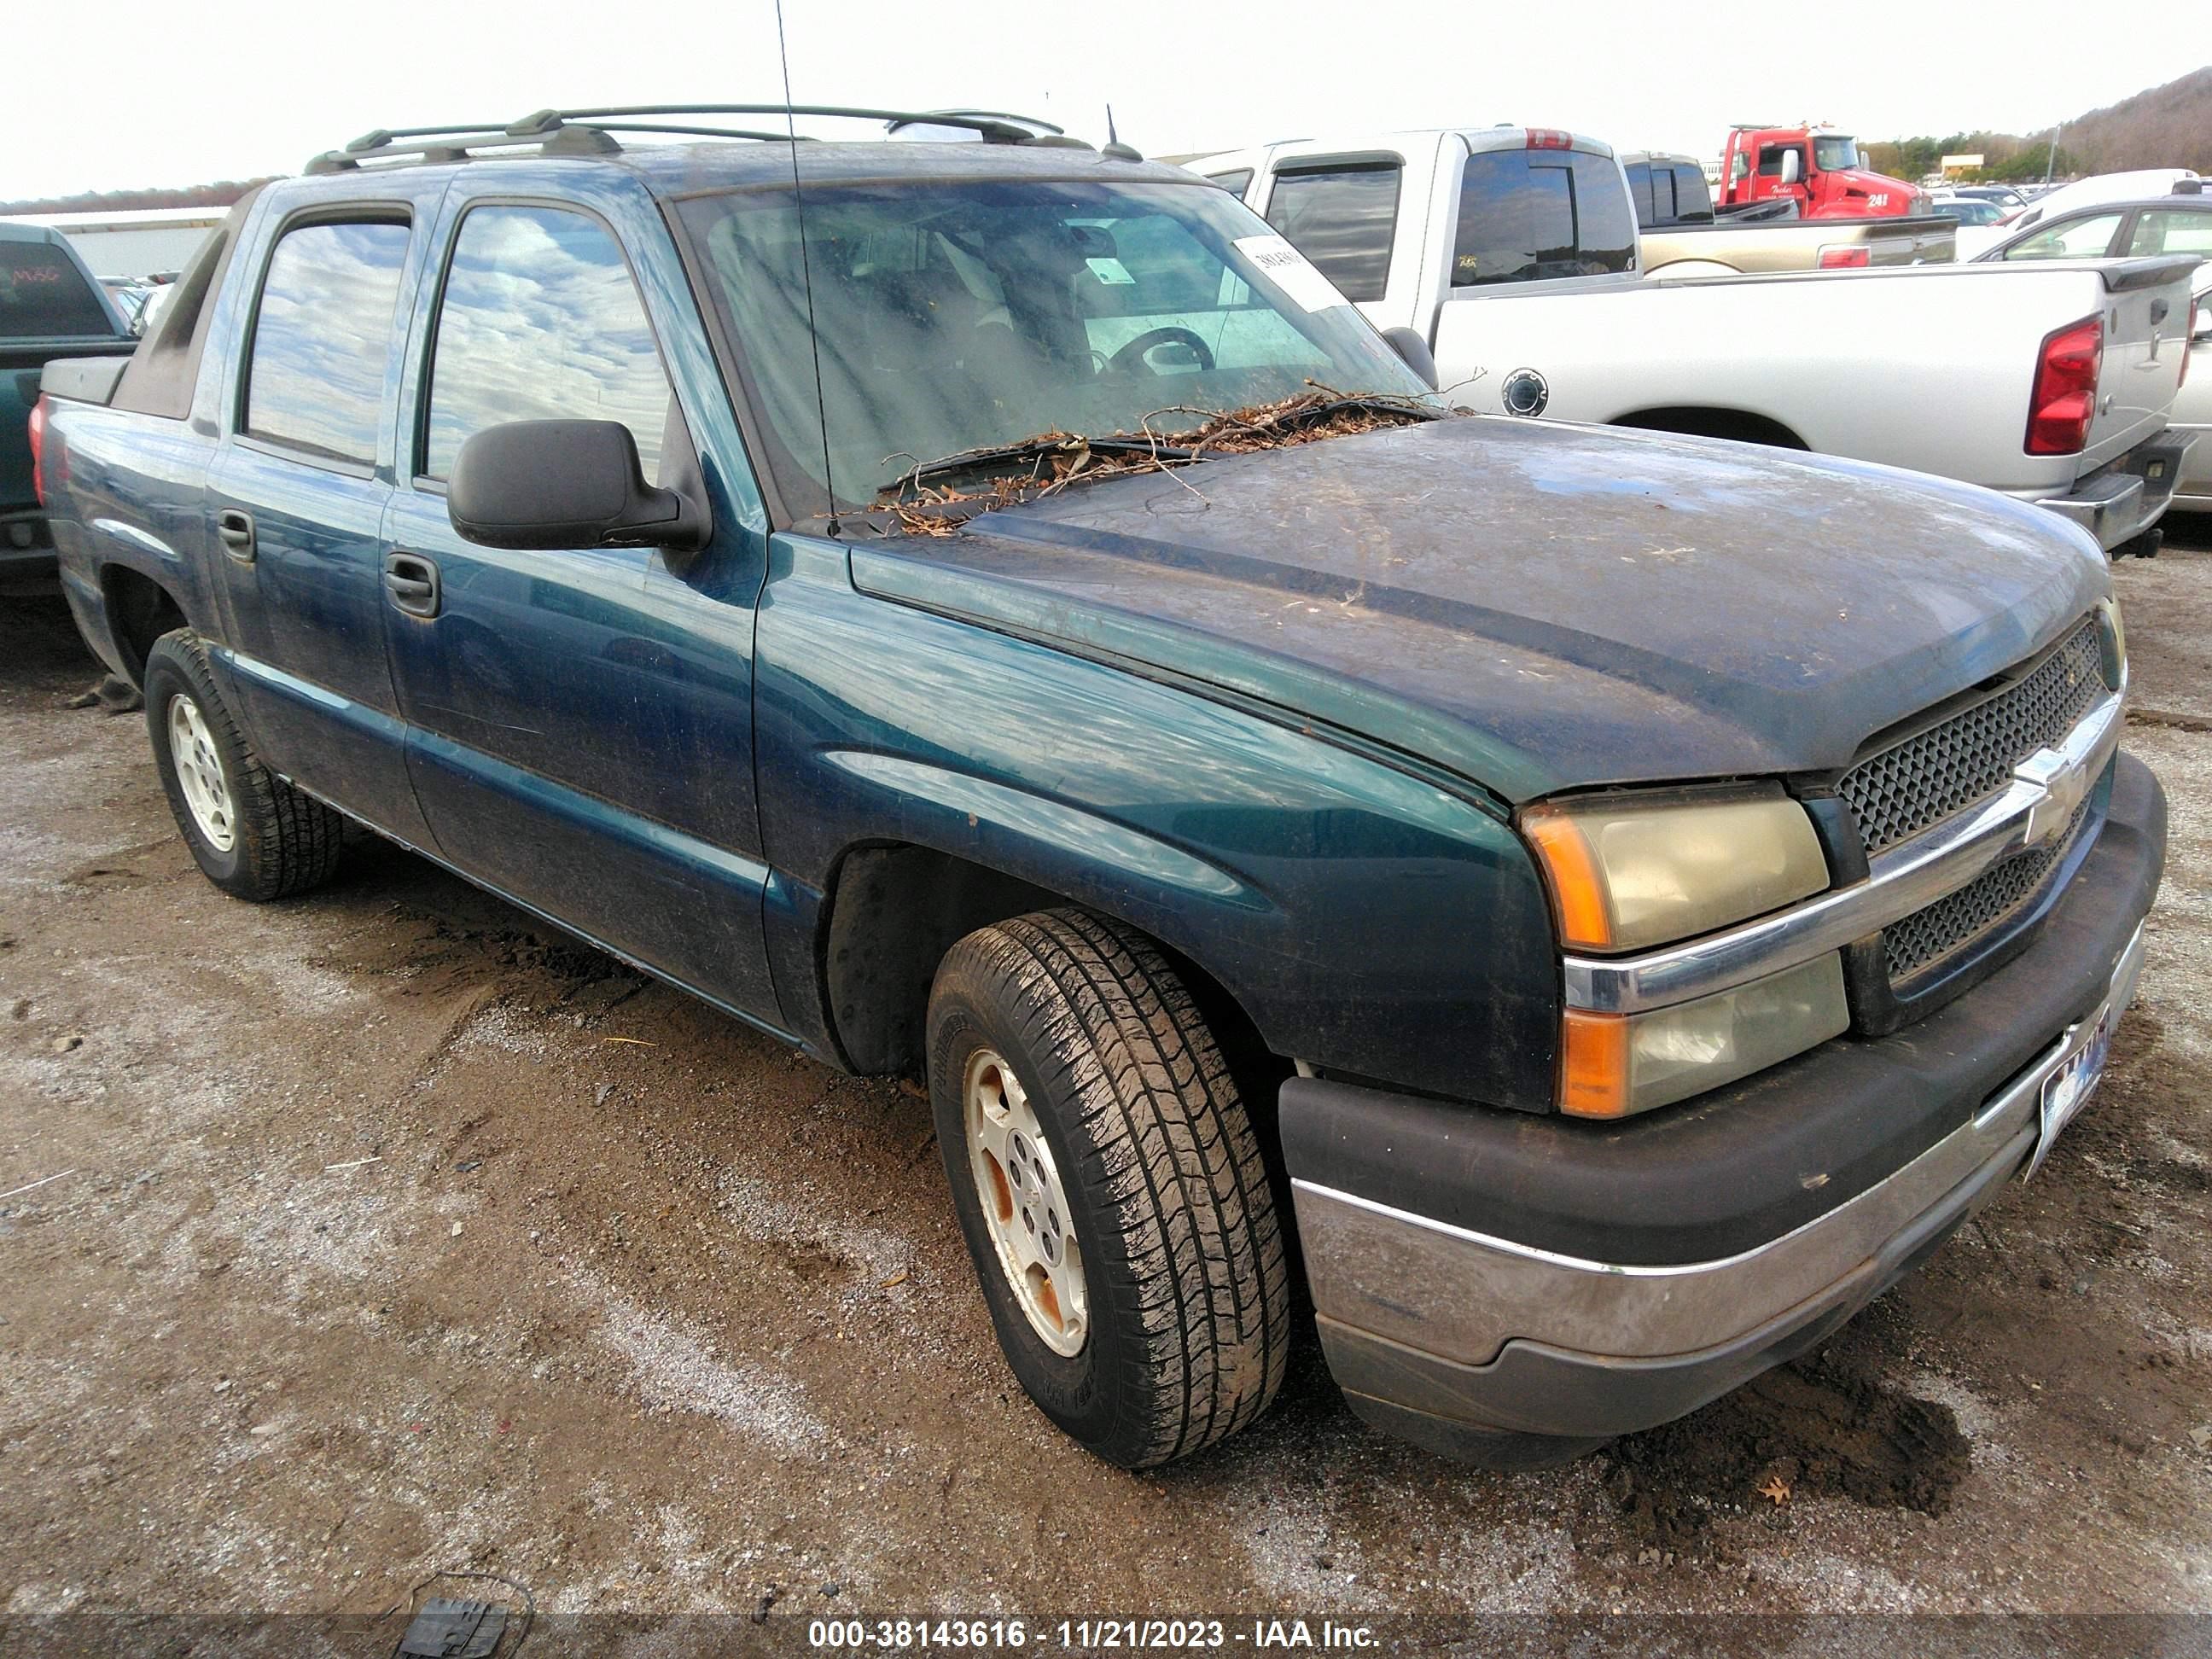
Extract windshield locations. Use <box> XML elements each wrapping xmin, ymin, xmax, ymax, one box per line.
<box><xmin>1813</xmin><ymin>137</ymin><xmax>1861</xmax><ymax>173</ymax></box>
<box><xmin>675</xmin><ymin>178</ymin><xmax>1428</xmax><ymax>516</ymax></box>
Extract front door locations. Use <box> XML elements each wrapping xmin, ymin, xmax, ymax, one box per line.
<box><xmin>206</xmin><ymin>207</ymin><xmax>434</xmax><ymax>845</ymax></box>
<box><xmin>379</xmin><ymin>196</ymin><xmax>780</xmax><ymax>1027</ymax></box>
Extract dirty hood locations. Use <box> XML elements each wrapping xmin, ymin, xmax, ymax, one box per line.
<box><xmin>847</xmin><ymin>417</ymin><xmax>2108</xmax><ymax>802</ymax></box>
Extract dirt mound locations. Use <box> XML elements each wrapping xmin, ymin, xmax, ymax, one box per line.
<box><xmin>1599</xmin><ymin>1347</ymin><xmax>1970</xmax><ymax>1551</ymax></box>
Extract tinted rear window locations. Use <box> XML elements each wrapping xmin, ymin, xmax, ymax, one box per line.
<box><xmin>1453</xmin><ymin>150</ymin><xmax>1637</xmax><ymax>286</ymax></box>
<box><xmin>243</xmin><ymin>219</ymin><xmax>410</xmax><ymax>465</ymax></box>
<box><xmin>0</xmin><ymin>241</ymin><xmax>115</xmax><ymax>339</ymax></box>
<box><xmin>1263</xmin><ymin>163</ymin><xmax>1400</xmax><ymax>302</ymax></box>
<box><xmin>1671</xmin><ymin>166</ymin><xmax>1714</xmax><ymax>222</ymax></box>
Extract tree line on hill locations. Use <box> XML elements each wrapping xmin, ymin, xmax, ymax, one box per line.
<box><xmin>0</xmin><ymin>181</ymin><xmax>270</xmax><ymax>216</ymax></box>
<box><xmin>1863</xmin><ymin>67</ymin><xmax>2211</xmax><ymax>183</ymax></box>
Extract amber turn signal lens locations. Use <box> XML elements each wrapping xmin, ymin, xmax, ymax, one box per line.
<box><xmin>1559</xmin><ymin>1010</ymin><xmax>1631</xmax><ymax>1119</ymax></box>
<box><xmin>1521</xmin><ymin>809</ymin><xmax>1615</xmax><ymax>952</ymax></box>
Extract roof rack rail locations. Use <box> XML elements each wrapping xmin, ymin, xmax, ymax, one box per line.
<box><xmin>307</xmin><ymin>103</ymin><xmax>1092</xmax><ymax>176</ymax></box>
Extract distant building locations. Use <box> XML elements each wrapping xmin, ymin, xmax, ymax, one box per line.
<box><xmin>3</xmin><ymin>207</ymin><xmax>225</xmax><ymax>278</ymax></box>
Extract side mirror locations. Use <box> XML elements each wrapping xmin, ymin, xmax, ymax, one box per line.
<box><xmin>1382</xmin><ymin>326</ymin><xmax>1439</xmax><ymax>390</ymax></box>
<box><xmin>448</xmin><ymin>420</ymin><xmax>707</xmax><ymax>552</ymax></box>
<box><xmin>1778</xmin><ymin>150</ymin><xmax>1802</xmax><ymax>186</ymax></box>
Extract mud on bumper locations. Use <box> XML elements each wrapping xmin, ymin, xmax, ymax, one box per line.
<box><xmin>1281</xmin><ymin>754</ymin><xmax>2166</xmax><ymax>1464</ymax></box>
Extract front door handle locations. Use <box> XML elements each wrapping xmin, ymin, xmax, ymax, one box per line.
<box><xmin>215</xmin><ymin>509</ymin><xmax>255</xmax><ymax>565</ymax></box>
<box><xmin>383</xmin><ymin>550</ymin><xmax>440</xmax><ymax>619</ymax></box>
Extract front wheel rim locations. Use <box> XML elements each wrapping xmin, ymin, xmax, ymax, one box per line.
<box><xmin>167</xmin><ymin>694</ymin><xmax>236</xmax><ymax>853</ymax></box>
<box><xmin>964</xmin><ymin>1047</ymin><xmax>1088</xmax><ymax>1357</ymax></box>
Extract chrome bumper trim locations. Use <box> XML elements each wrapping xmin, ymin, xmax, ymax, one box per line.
<box><xmin>1295</xmin><ymin>918</ymin><xmax>2146</xmax><ymax>1368</ymax></box>
<box><xmin>1563</xmin><ymin>684</ymin><xmax>2124</xmax><ymax>1015</ymax></box>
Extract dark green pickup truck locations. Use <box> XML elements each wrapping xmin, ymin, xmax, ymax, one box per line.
<box><xmin>3</xmin><ymin>220</ymin><xmax>131</xmax><ymax>585</ymax></box>
<box><xmin>37</xmin><ymin>108</ymin><xmax>2166</xmax><ymax>1471</ymax></box>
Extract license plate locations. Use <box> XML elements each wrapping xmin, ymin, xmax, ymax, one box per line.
<box><xmin>2030</xmin><ymin>1009</ymin><xmax>2115</xmax><ymax>1176</ymax></box>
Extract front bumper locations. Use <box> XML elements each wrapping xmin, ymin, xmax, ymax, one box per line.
<box><xmin>2034</xmin><ymin>431</ymin><xmax>2195</xmax><ymax>550</ymax></box>
<box><xmin>1283</xmin><ymin>752</ymin><xmax>2166</xmax><ymax>1460</ymax></box>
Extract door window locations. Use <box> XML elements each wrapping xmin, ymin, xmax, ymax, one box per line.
<box><xmin>421</xmin><ymin>205</ymin><xmax>672</xmax><ymax>483</ymax></box>
<box><xmin>1205</xmin><ymin>169</ymin><xmax>1254</xmax><ymax>199</ymax></box>
<box><xmin>1452</xmin><ymin>150</ymin><xmax>1637</xmax><ymax>286</ymax></box>
<box><xmin>1262</xmin><ymin>163</ymin><xmax>1400</xmax><ymax>302</ymax></box>
<box><xmin>2001</xmin><ymin>212</ymin><xmax>2124</xmax><ymax>260</ymax></box>
<box><xmin>2126</xmin><ymin>211</ymin><xmax>2212</xmax><ymax>258</ymax></box>
<box><xmin>242</xmin><ymin>218</ymin><xmax>411</xmax><ymax>464</ymax></box>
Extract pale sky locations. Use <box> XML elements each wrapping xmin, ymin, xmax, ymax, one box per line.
<box><xmin>6</xmin><ymin>0</ymin><xmax>2198</xmax><ymax>201</ymax></box>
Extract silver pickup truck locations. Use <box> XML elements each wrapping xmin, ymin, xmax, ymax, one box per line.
<box><xmin>1622</xmin><ymin>150</ymin><xmax>1958</xmax><ymax>277</ymax></box>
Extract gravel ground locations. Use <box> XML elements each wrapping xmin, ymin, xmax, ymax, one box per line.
<box><xmin>3</xmin><ymin>521</ymin><xmax>2212</xmax><ymax>1653</ymax></box>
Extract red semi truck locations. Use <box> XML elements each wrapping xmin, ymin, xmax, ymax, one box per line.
<box><xmin>1718</xmin><ymin>125</ymin><xmax>1930</xmax><ymax>219</ymax></box>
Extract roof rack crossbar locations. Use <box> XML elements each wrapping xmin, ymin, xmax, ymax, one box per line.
<box><xmin>571</xmin><ymin>121</ymin><xmax>820</xmax><ymax>144</ymax></box>
<box><xmin>510</xmin><ymin>104</ymin><xmax>1063</xmax><ymax>143</ymax></box>
<box><xmin>346</xmin><ymin>122</ymin><xmax>522</xmax><ymax>154</ymax></box>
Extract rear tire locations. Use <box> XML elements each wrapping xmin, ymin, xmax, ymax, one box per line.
<box><xmin>143</xmin><ymin>631</ymin><xmax>345</xmax><ymax>902</ymax></box>
<box><xmin>928</xmin><ymin>908</ymin><xmax>1291</xmax><ymax>1468</ymax></box>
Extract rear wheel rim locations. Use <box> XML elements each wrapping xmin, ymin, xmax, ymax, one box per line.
<box><xmin>963</xmin><ymin>1047</ymin><xmax>1088</xmax><ymax>1357</ymax></box>
<box><xmin>167</xmin><ymin>694</ymin><xmax>236</xmax><ymax>853</ymax></box>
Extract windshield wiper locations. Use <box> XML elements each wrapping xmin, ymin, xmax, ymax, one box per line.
<box><xmin>879</xmin><ymin>434</ymin><xmax>1192</xmax><ymax>499</ymax></box>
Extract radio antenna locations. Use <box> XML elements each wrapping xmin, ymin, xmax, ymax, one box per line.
<box><xmin>774</xmin><ymin>0</ymin><xmax>840</xmax><ymax>533</ymax></box>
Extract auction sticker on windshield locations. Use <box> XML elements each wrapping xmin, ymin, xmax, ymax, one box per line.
<box><xmin>1232</xmin><ymin>235</ymin><xmax>1351</xmax><ymax>312</ymax></box>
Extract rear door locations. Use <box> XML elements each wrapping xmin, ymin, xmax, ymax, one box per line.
<box><xmin>379</xmin><ymin>189</ymin><xmax>780</xmax><ymax>1026</ymax></box>
<box><xmin>204</xmin><ymin>185</ymin><xmax>444</xmax><ymax>844</ymax></box>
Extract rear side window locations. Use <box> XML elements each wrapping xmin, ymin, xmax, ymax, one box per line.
<box><xmin>1263</xmin><ymin>163</ymin><xmax>1400</xmax><ymax>302</ymax></box>
<box><xmin>1672</xmin><ymin>166</ymin><xmax>1714</xmax><ymax>223</ymax></box>
<box><xmin>422</xmin><ymin>205</ymin><xmax>672</xmax><ymax>482</ymax></box>
<box><xmin>2127</xmin><ymin>211</ymin><xmax>2212</xmax><ymax>258</ymax></box>
<box><xmin>243</xmin><ymin>219</ymin><xmax>410</xmax><ymax>464</ymax></box>
<box><xmin>1624</xmin><ymin>163</ymin><xmax>1655</xmax><ymax>226</ymax></box>
<box><xmin>1453</xmin><ymin>150</ymin><xmax>1637</xmax><ymax>286</ymax></box>
<box><xmin>0</xmin><ymin>241</ymin><xmax>114</xmax><ymax>339</ymax></box>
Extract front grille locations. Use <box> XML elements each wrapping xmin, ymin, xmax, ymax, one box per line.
<box><xmin>1883</xmin><ymin>798</ymin><xmax>2093</xmax><ymax>982</ymax></box>
<box><xmin>1840</xmin><ymin>619</ymin><xmax>2106</xmax><ymax>858</ymax></box>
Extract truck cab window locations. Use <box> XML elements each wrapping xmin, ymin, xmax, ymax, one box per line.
<box><xmin>242</xmin><ymin>219</ymin><xmax>410</xmax><ymax>464</ymax></box>
<box><xmin>1</xmin><ymin>241</ymin><xmax>117</xmax><ymax>339</ymax></box>
<box><xmin>1206</xmin><ymin>170</ymin><xmax>1254</xmax><ymax>199</ymax></box>
<box><xmin>421</xmin><ymin>205</ymin><xmax>672</xmax><ymax>483</ymax></box>
<box><xmin>1757</xmin><ymin>145</ymin><xmax>1805</xmax><ymax>179</ymax></box>
<box><xmin>1452</xmin><ymin>151</ymin><xmax>1637</xmax><ymax>286</ymax></box>
<box><xmin>1672</xmin><ymin>166</ymin><xmax>1715</xmax><ymax>223</ymax></box>
<box><xmin>1262</xmin><ymin>164</ymin><xmax>1400</xmax><ymax>302</ymax></box>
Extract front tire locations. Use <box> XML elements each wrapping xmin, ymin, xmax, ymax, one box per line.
<box><xmin>143</xmin><ymin>631</ymin><xmax>345</xmax><ymax>901</ymax></box>
<box><xmin>928</xmin><ymin>908</ymin><xmax>1290</xmax><ymax>1467</ymax></box>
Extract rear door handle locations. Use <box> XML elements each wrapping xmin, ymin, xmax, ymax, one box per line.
<box><xmin>215</xmin><ymin>509</ymin><xmax>255</xmax><ymax>565</ymax></box>
<box><xmin>383</xmin><ymin>550</ymin><xmax>440</xmax><ymax>619</ymax></box>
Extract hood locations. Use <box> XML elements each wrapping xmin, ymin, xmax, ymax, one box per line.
<box><xmin>848</xmin><ymin>417</ymin><xmax>2107</xmax><ymax>803</ymax></box>
<box><xmin>1818</xmin><ymin>168</ymin><xmax>1924</xmax><ymax>217</ymax></box>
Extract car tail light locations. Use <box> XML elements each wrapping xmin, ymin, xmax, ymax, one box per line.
<box><xmin>2025</xmin><ymin>315</ymin><xmax>2103</xmax><ymax>456</ymax></box>
<box><xmin>27</xmin><ymin>396</ymin><xmax>47</xmax><ymax>507</ymax></box>
<box><xmin>1817</xmin><ymin>245</ymin><xmax>1871</xmax><ymax>269</ymax></box>
<box><xmin>1525</xmin><ymin>129</ymin><xmax>1572</xmax><ymax>151</ymax></box>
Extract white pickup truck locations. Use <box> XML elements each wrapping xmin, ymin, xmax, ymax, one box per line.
<box><xmin>1194</xmin><ymin>128</ymin><xmax>2199</xmax><ymax>553</ymax></box>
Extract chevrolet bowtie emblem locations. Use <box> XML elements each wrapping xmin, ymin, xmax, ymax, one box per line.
<box><xmin>2016</xmin><ymin>744</ymin><xmax>2093</xmax><ymax>847</ymax></box>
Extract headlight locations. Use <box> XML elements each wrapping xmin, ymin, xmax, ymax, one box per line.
<box><xmin>1561</xmin><ymin>954</ymin><xmax>1851</xmax><ymax>1119</ymax></box>
<box><xmin>1520</xmin><ymin>783</ymin><xmax>1830</xmax><ymax>954</ymax></box>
